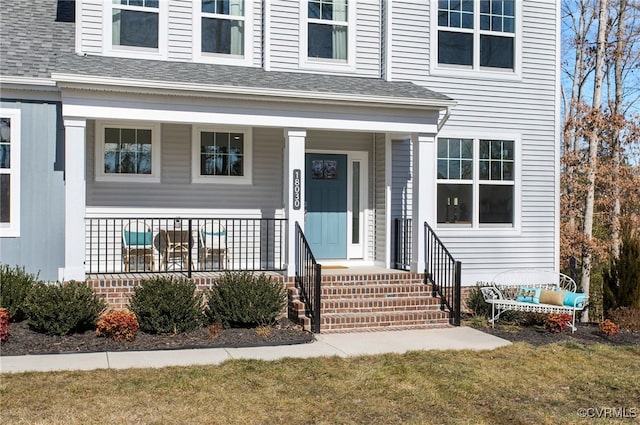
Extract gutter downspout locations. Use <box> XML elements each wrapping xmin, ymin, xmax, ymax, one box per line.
<box><xmin>437</xmin><ymin>106</ymin><xmax>452</xmax><ymax>132</ymax></box>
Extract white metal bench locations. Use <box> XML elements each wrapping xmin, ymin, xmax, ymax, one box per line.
<box><xmin>479</xmin><ymin>269</ymin><xmax>588</xmax><ymax>332</ymax></box>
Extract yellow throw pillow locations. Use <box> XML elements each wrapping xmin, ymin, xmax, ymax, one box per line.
<box><xmin>539</xmin><ymin>289</ymin><xmax>565</xmax><ymax>306</ymax></box>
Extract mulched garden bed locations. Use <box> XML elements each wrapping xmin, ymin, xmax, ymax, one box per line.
<box><xmin>477</xmin><ymin>322</ymin><xmax>640</xmax><ymax>347</ymax></box>
<box><xmin>0</xmin><ymin>318</ymin><xmax>314</xmax><ymax>356</ymax></box>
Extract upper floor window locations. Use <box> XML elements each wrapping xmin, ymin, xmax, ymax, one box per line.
<box><xmin>437</xmin><ymin>137</ymin><xmax>517</xmax><ymax>228</ymax></box>
<box><xmin>0</xmin><ymin>108</ymin><xmax>21</xmax><ymax>237</ymax></box>
<box><xmin>194</xmin><ymin>0</ymin><xmax>252</xmax><ymax>65</ymax></box>
<box><xmin>437</xmin><ymin>0</ymin><xmax>516</xmax><ymax>70</ymax></box>
<box><xmin>308</xmin><ymin>0</ymin><xmax>348</xmax><ymax>60</ymax></box>
<box><xmin>201</xmin><ymin>0</ymin><xmax>245</xmax><ymax>56</ymax></box>
<box><xmin>191</xmin><ymin>126</ymin><xmax>252</xmax><ymax>185</ymax></box>
<box><xmin>300</xmin><ymin>0</ymin><xmax>355</xmax><ymax>71</ymax></box>
<box><xmin>95</xmin><ymin>122</ymin><xmax>161</xmax><ymax>183</ymax></box>
<box><xmin>112</xmin><ymin>0</ymin><xmax>159</xmax><ymax>49</ymax></box>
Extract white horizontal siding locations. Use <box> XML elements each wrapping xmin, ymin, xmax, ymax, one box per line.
<box><xmin>268</xmin><ymin>0</ymin><xmax>300</xmax><ymax>70</ymax></box>
<box><xmin>389</xmin><ymin>1</ymin><xmax>559</xmax><ymax>281</ymax></box>
<box><xmin>167</xmin><ymin>0</ymin><xmax>192</xmax><ymax>61</ymax></box>
<box><xmin>354</xmin><ymin>0</ymin><xmax>382</xmax><ymax>77</ymax></box>
<box><xmin>80</xmin><ymin>0</ymin><xmax>103</xmax><ymax>55</ymax></box>
<box><xmin>253</xmin><ymin>0</ymin><xmax>263</xmax><ymax>67</ymax></box>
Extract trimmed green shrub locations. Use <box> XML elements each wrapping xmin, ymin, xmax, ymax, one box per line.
<box><xmin>23</xmin><ymin>281</ymin><xmax>107</xmax><ymax>336</ymax></box>
<box><xmin>465</xmin><ymin>284</ymin><xmax>492</xmax><ymax>318</ymax></box>
<box><xmin>129</xmin><ymin>276</ymin><xmax>203</xmax><ymax>334</ymax></box>
<box><xmin>205</xmin><ymin>272</ymin><xmax>286</xmax><ymax>328</ymax></box>
<box><xmin>0</xmin><ymin>264</ymin><xmax>39</xmax><ymax>321</ymax></box>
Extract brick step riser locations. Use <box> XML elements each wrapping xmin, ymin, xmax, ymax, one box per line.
<box><xmin>321</xmin><ymin>318</ymin><xmax>451</xmax><ymax>330</ymax></box>
<box><xmin>321</xmin><ymin>286</ymin><xmax>434</xmax><ymax>297</ymax></box>
<box><xmin>321</xmin><ymin>299</ymin><xmax>441</xmax><ymax>311</ymax></box>
<box><xmin>321</xmin><ymin>312</ymin><xmax>450</xmax><ymax>325</ymax></box>
<box><xmin>320</xmin><ymin>279</ymin><xmax>430</xmax><ymax>288</ymax></box>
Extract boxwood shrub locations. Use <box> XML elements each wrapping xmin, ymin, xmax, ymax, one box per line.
<box><xmin>129</xmin><ymin>276</ymin><xmax>203</xmax><ymax>334</ymax></box>
<box><xmin>0</xmin><ymin>264</ymin><xmax>39</xmax><ymax>322</ymax></box>
<box><xmin>23</xmin><ymin>281</ymin><xmax>107</xmax><ymax>335</ymax></box>
<box><xmin>205</xmin><ymin>271</ymin><xmax>286</xmax><ymax>328</ymax></box>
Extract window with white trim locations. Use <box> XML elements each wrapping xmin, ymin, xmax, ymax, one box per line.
<box><xmin>437</xmin><ymin>0</ymin><xmax>516</xmax><ymax>70</ymax></box>
<box><xmin>437</xmin><ymin>137</ymin><xmax>516</xmax><ymax>228</ymax></box>
<box><xmin>308</xmin><ymin>0</ymin><xmax>348</xmax><ymax>60</ymax></box>
<box><xmin>191</xmin><ymin>126</ymin><xmax>252</xmax><ymax>184</ymax></box>
<box><xmin>0</xmin><ymin>108</ymin><xmax>21</xmax><ymax>237</ymax></box>
<box><xmin>201</xmin><ymin>0</ymin><xmax>245</xmax><ymax>55</ymax></box>
<box><xmin>95</xmin><ymin>122</ymin><xmax>161</xmax><ymax>183</ymax></box>
<box><xmin>301</xmin><ymin>0</ymin><xmax>355</xmax><ymax>70</ymax></box>
<box><xmin>112</xmin><ymin>0</ymin><xmax>159</xmax><ymax>49</ymax></box>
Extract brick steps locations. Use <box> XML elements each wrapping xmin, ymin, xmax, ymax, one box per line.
<box><xmin>288</xmin><ymin>273</ymin><xmax>452</xmax><ymax>333</ymax></box>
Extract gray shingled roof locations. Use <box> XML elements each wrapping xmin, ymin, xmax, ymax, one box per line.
<box><xmin>1</xmin><ymin>1</ymin><xmax>451</xmax><ymax>103</ymax></box>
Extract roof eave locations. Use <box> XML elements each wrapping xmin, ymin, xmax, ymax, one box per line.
<box><xmin>50</xmin><ymin>73</ymin><xmax>457</xmax><ymax>110</ymax></box>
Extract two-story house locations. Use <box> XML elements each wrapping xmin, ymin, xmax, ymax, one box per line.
<box><xmin>1</xmin><ymin>0</ymin><xmax>559</xmax><ymax>330</ymax></box>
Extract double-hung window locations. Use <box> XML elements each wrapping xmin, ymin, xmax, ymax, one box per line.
<box><xmin>437</xmin><ymin>0</ymin><xmax>517</xmax><ymax>71</ymax></box>
<box><xmin>112</xmin><ymin>0</ymin><xmax>159</xmax><ymax>49</ymax></box>
<box><xmin>107</xmin><ymin>1</ymin><xmax>167</xmax><ymax>58</ymax></box>
<box><xmin>437</xmin><ymin>137</ymin><xmax>517</xmax><ymax>228</ymax></box>
<box><xmin>0</xmin><ymin>108</ymin><xmax>20</xmax><ymax>237</ymax></box>
<box><xmin>197</xmin><ymin>0</ymin><xmax>247</xmax><ymax>61</ymax></box>
<box><xmin>95</xmin><ymin>122</ymin><xmax>161</xmax><ymax>183</ymax></box>
<box><xmin>302</xmin><ymin>0</ymin><xmax>354</xmax><ymax>70</ymax></box>
<box><xmin>192</xmin><ymin>126</ymin><xmax>252</xmax><ymax>184</ymax></box>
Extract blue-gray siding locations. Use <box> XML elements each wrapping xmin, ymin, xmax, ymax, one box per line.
<box><xmin>0</xmin><ymin>100</ymin><xmax>65</xmax><ymax>281</ymax></box>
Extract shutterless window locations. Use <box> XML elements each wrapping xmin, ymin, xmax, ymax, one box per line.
<box><xmin>199</xmin><ymin>132</ymin><xmax>244</xmax><ymax>177</ymax></box>
<box><xmin>201</xmin><ymin>0</ymin><xmax>245</xmax><ymax>55</ymax></box>
<box><xmin>104</xmin><ymin>128</ymin><xmax>153</xmax><ymax>175</ymax></box>
<box><xmin>437</xmin><ymin>0</ymin><xmax>515</xmax><ymax>70</ymax></box>
<box><xmin>437</xmin><ymin>138</ymin><xmax>516</xmax><ymax>227</ymax></box>
<box><xmin>0</xmin><ymin>109</ymin><xmax>20</xmax><ymax>237</ymax></box>
<box><xmin>308</xmin><ymin>0</ymin><xmax>348</xmax><ymax>60</ymax></box>
<box><xmin>112</xmin><ymin>0</ymin><xmax>159</xmax><ymax>49</ymax></box>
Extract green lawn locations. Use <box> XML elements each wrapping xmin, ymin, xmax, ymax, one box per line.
<box><xmin>2</xmin><ymin>343</ymin><xmax>639</xmax><ymax>424</ymax></box>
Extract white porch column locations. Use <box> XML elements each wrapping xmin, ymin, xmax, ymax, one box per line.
<box><xmin>284</xmin><ymin>129</ymin><xmax>306</xmax><ymax>277</ymax></box>
<box><xmin>59</xmin><ymin>118</ymin><xmax>87</xmax><ymax>282</ymax></box>
<box><xmin>411</xmin><ymin>133</ymin><xmax>436</xmax><ymax>273</ymax></box>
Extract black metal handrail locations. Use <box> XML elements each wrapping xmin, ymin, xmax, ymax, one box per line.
<box><xmin>85</xmin><ymin>217</ymin><xmax>287</xmax><ymax>276</ymax></box>
<box><xmin>425</xmin><ymin>221</ymin><xmax>461</xmax><ymax>326</ymax></box>
<box><xmin>294</xmin><ymin>222</ymin><xmax>322</xmax><ymax>333</ymax></box>
<box><xmin>393</xmin><ymin>218</ymin><xmax>412</xmax><ymax>270</ymax></box>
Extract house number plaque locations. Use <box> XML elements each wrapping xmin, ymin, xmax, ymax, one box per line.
<box><xmin>293</xmin><ymin>169</ymin><xmax>301</xmax><ymax>210</ymax></box>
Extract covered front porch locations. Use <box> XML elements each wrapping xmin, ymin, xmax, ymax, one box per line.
<box><xmin>55</xmin><ymin>72</ymin><xmax>454</xmax><ymax>283</ymax></box>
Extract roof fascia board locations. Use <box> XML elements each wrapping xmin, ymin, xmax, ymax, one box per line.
<box><xmin>50</xmin><ymin>73</ymin><xmax>456</xmax><ymax>110</ymax></box>
<box><xmin>0</xmin><ymin>76</ymin><xmax>58</xmax><ymax>90</ymax></box>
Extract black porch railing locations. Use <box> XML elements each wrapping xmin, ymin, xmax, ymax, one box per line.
<box><xmin>85</xmin><ymin>217</ymin><xmax>287</xmax><ymax>276</ymax></box>
<box><xmin>294</xmin><ymin>222</ymin><xmax>322</xmax><ymax>333</ymax></box>
<box><xmin>425</xmin><ymin>221</ymin><xmax>461</xmax><ymax>326</ymax></box>
<box><xmin>393</xmin><ymin>218</ymin><xmax>412</xmax><ymax>270</ymax></box>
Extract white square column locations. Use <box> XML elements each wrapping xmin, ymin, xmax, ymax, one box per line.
<box><xmin>284</xmin><ymin>129</ymin><xmax>306</xmax><ymax>277</ymax></box>
<box><xmin>59</xmin><ymin>118</ymin><xmax>87</xmax><ymax>282</ymax></box>
<box><xmin>411</xmin><ymin>133</ymin><xmax>436</xmax><ymax>273</ymax></box>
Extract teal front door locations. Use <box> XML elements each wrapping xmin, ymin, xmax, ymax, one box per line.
<box><xmin>305</xmin><ymin>153</ymin><xmax>347</xmax><ymax>259</ymax></box>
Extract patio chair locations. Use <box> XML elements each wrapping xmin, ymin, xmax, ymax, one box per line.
<box><xmin>164</xmin><ymin>229</ymin><xmax>194</xmax><ymax>271</ymax></box>
<box><xmin>122</xmin><ymin>220</ymin><xmax>155</xmax><ymax>272</ymax></box>
<box><xmin>199</xmin><ymin>221</ymin><xmax>228</xmax><ymax>270</ymax></box>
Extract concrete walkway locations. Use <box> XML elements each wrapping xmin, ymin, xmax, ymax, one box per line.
<box><xmin>0</xmin><ymin>327</ymin><xmax>511</xmax><ymax>374</ymax></box>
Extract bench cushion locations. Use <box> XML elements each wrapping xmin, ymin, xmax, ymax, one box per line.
<box><xmin>540</xmin><ymin>289</ymin><xmax>565</xmax><ymax>306</ymax></box>
<box><xmin>516</xmin><ymin>287</ymin><xmax>541</xmax><ymax>304</ymax></box>
<box><xmin>564</xmin><ymin>291</ymin><xmax>587</xmax><ymax>308</ymax></box>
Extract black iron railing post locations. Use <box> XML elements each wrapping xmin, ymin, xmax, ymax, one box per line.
<box><xmin>454</xmin><ymin>260</ymin><xmax>462</xmax><ymax>326</ymax></box>
<box><xmin>187</xmin><ymin>218</ymin><xmax>193</xmax><ymax>279</ymax></box>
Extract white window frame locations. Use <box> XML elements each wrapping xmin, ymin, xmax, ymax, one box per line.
<box><xmin>430</xmin><ymin>0</ymin><xmax>522</xmax><ymax>80</ymax></box>
<box><xmin>95</xmin><ymin>121</ymin><xmax>162</xmax><ymax>183</ymax></box>
<box><xmin>435</xmin><ymin>132</ymin><xmax>521</xmax><ymax>234</ymax></box>
<box><xmin>191</xmin><ymin>126</ymin><xmax>253</xmax><ymax>185</ymax></box>
<box><xmin>103</xmin><ymin>0</ymin><xmax>168</xmax><ymax>60</ymax></box>
<box><xmin>0</xmin><ymin>108</ymin><xmax>21</xmax><ymax>237</ymax></box>
<box><xmin>193</xmin><ymin>0</ymin><xmax>254</xmax><ymax>66</ymax></box>
<box><xmin>299</xmin><ymin>0</ymin><xmax>357</xmax><ymax>73</ymax></box>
